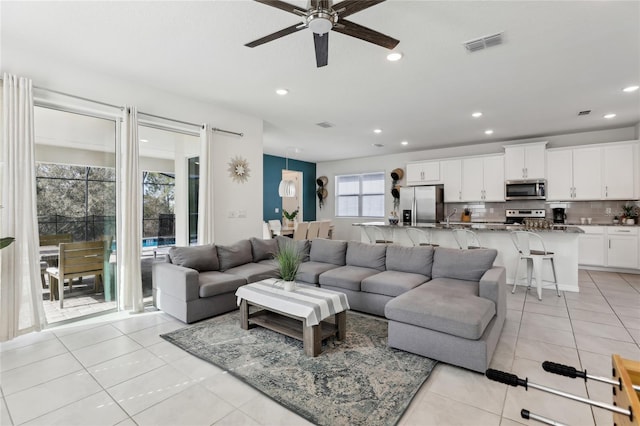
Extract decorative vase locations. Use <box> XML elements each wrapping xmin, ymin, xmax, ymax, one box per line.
<box><xmin>283</xmin><ymin>281</ymin><xmax>296</xmax><ymax>292</ymax></box>
<box><xmin>626</xmin><ymin>218</ymin><xmax>636</xmax><ymax>225</ymax></box>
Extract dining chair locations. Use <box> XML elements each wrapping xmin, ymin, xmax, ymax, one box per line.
<box><xmin>262</xmin><ymin>222</ymin><xmax>272</xmax><ymax>239</ymax></box>
<box><xmin>39</xmin><ymin>233</ymin><xmax>73</xmax><ymax>289</ymax></box>
<box><xmin>452</xmin><ymin>229</ymin><xmax>481</xmax><ymax>249</ymax></box>
<box><xmin>318</xmin><ymin>220</ymin><xmax>331</xmax><ymax>239</ymax></box>
<box><xmin>268</xmin><ymin>220</ymin><xmax>282</xmax><ymax>237</ymax></box>
<box><xmin>510</xmin><ymin>231</ymin><xmax>559</xmax><ymax>300</ymax></box>
<box><xmin>293</xmin><ymin>222</ymin><xmax>309</xmax><ymax>240</ymax></box>
<box><xmin>406</xmin><ymin>228</ymin><xmax>438</xmax><ymax>247</ymax></box>
<box><xmin>306</xmin><ymin>221</ymin><xmax>321</xmax><ymax>240</ymax></box>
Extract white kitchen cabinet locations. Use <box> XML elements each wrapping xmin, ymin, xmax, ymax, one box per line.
<box><xmin>546</xmin><ymin>147</ymin><xmax>601</xmax><ymax>200</ymax></box>
<box><xmin>504</xmin><ymin>142</ymin><xmax>547</xmax><ymax>180</ymax></box>
<box><xmin>406</xmin><ymin>161</ymin><xmax>441</xmax><ymax>185</ymax></box>
<box><xmin>607</xmin><ymin>227</ymin><xmax>639</xmax><ymax>269</ymax></box>
<box><xmin>441</xmin><ymin>159</ymin><xmax>462</xmax><ymax>202</ymax></box>
<box><xmin>461</xmin><ymin>155</ymin><xmax>505</xmax><ymax>202</ymax></box>
<box><xmin>578</xmin><ymin>226</ymin><xmax>606</xmax><ymax>266</ymax></box>
<box><xmin>602</xmin><ymin>143</ymin><xmax>636</xmax><ymax>199</ymax></box>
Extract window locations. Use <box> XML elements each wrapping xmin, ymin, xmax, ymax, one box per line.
<box><xmin>335</xmin><ymin>172</ymin><xmax>385</xmax><ymax>217</ymax></box>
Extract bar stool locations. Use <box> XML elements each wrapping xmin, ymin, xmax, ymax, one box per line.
<box><xmin>406</xmin><ymin>228</ymin><xmax>438</xmax><ymax>247</ymax></box>
<box><xmin>363</xmin><ymin>226</ymin><xmax>393</xmax><ymax>244</ymax></box>
<box><xmin>452</xmin><ymin>229</ymin><xmax>481</xmax><ymax>249</ymax></box>
<box><xmin>510</xmin><ymin>231</ymin><xmax>559</xmax><ymax>301</ymax></box>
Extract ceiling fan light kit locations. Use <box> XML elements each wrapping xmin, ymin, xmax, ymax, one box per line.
<box><xmin>245</xmin><ymin>0</ymin><xmax>399</xmax><ymax>67</ymax></box>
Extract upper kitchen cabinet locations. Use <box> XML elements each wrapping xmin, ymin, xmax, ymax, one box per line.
<box><xmin>602</xmin><ymin>142</ymin><xmax>637</xmax><ymax>199</ymax></box>
<box><xmin>461</xmin><ymin>155</ymin><xmax>505</xmax><ymax>202</ymax></box>
<box><xmin>546</xmin><ymin>147</ymin><xmax>602</xmax><ymax>200</ymax></box>
<box><xmin>504</xmin><ymin>141</ymin><xmax>547</xmax><ymax>180</ymax></box>
<box><xmin>406</xmin><ymin>161</ymin><xmax>441</xmax><ymax>185</ymax></box>
<box><xmin>441</xmin><ymin>159</ymin><xmax>462</xmax><ymax>202</ymax></box>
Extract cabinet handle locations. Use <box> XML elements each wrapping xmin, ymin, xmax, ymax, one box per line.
<box><xmin>605</xmin><ymin>186</ymin><xmax>608</xmax><ymax>197</ymax></box>
<box><xmin>609</xmin><ymin>240</ymin><xmax>611</xmax><ymax>249</ymax></box>
<box><xmin>616</xmin><ymin>230</ymin><xmax>631</xmax><ymax>233</ymax></box>
<box><xmin>522</xmin><ymin>167</ymin><xmax>526</xmax><ymax>178</ymax></box>
<box><xmin>421</xmin><ymin>171</ymin><xmax>424</xmax><ymax>180</ymax></box>
<box><xmin>524</xmin><ymin>167</ymin><xmax>528</xmax><ymax>178</ymax></box>
<box><xmin>459</xmin><ymin>191</ymin><xmax>461</xmax><ymax>200</ymax></box>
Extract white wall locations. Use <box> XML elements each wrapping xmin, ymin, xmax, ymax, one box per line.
<box><xmin>317</xmin><ymin>126</ymin><xmax>639</xmax><ymax>241</ymax></box>
<box><xmin>2</xmin><ymin>44</ymin><xmax>264</xmax><ymax>245</ymax></box>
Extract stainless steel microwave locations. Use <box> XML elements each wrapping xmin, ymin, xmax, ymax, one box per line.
<box><xmin>505</xmin><ymin>180</ymin><xmax>546</xmax><ymax>200</ymax></box>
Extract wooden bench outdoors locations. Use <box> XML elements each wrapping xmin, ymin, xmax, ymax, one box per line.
<box><xmin>38</xmin><ymin>233</ymin><xmax>73</xmax><ymax>288</ymax></box>
<box><xmin>47</xmin><ymin>240</ymin><xmax>106</xmax><ymax>308</ymax></box>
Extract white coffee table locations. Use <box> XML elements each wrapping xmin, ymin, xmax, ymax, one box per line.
<box><xmin>236</xmin><ymin>279</ymin><xmax>350</xmax><ymax>357</ymax></box>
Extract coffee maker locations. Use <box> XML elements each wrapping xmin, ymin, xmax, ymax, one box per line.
<box><xmin>552</xmin><ymin>208</ymin><xmax>566</xmax><ymax>224</ymax></box>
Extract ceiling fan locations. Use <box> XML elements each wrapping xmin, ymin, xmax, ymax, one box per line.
<box><xmin>245</xmin><ymin>0</ymin><xmax>400</xmax><ymax>67</ymax></box>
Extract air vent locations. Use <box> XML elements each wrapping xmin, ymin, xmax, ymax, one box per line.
<box><xmin>463</xmin><ymin>32</ymin><xmax>504</xmax><ymax>52</ymax></box>
<box><xmin>578</xmin><ymin>110</ymin><xmax>591</xmax><ymax>116</ymax></box>
<box><xmin>316</xmin><ymin>121</ymin><xmax>334</xmax><ymax>128</ymax></box>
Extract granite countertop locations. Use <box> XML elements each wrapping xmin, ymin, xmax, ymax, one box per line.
<box><xmin>565</xmin><ymin>222</ymin><xmax>639</xmax><ymax>227</ymax></box>
<box><xmin>353</xmin><ymin>222</ymin><xmax>585</xmax><ymax>233</ymax></box>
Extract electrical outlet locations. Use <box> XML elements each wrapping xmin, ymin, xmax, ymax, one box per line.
<box><xmin>489</xmin><ymin>208</ymin><xmax>494</xmax><ymax>214</ymax></box>
<box><xmin>238</xmin><ymin>210</ymin><xmax>247</xmax><ymax>218</ymax></box>
<box><xmin>275</xmin><ymin>208</ymin><xmax>279</xmax><ymax>213</ymax></box>
<box><xmin>605</xmin><ymin>207</ymin><xmax>612</xmax><ymax>215</ymax></box>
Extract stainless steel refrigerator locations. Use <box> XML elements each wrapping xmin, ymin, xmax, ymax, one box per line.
<box><xmin>399</xmin><ymin>185</ymin><xmax>444</xmax><ymax>225</ymax></box>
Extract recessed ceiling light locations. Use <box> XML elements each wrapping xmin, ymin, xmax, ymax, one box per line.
<box><xmin>139</xmin><ymin>139</ymin><xmax>148</xmax><ymax>143</ymax></box>
<box><xmin>373</xmin><ymin>128</ymin><xmax>382</xmax><ymax>134</ymax></box>
<box><xmin>275</xmin><ymin>88</ymin><xmax>289</xmax><ymax>96</ymax></box>
<box><xmin>372</xmin><ymin>143</ymin><xmax>384</xmax><ymax>147</ymax></box>
<box><xmin>471</xmin><ymin>112</ymin><xmax>483</xmax><ymax>118</ymax></box>
<box><xmin>484</xmin><ymin>129</ymin><xmax>494</xmax><ymax>135</ymax></box>
<box><xmin>622</xmin><ymin>85</ymin><xmax>639</xmax><ymax>93</ymax></box>
<box><xmin>604</xmin><ymin>113</ymin><xmax>616</xmax><ymax>119</ymax></box>
<box><xmin>386</xmin><ymin>52</ymin><xmax>403</xmax><ymax>61</ymax></box>
<box><xmin>401</xmin><ymin>141</ymin><xmax>409</xmax><ymax>146</ymax></box>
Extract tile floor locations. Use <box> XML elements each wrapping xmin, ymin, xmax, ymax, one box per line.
<box><xmin>1</xmin><ymin>270</ymin><xmax>638</xmax><ymax>426</ymax></box>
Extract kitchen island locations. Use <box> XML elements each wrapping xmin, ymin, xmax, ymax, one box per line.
<box><xmin>354</xmin><ymin>222</ymin><xmax>584</xmax><ymax>293</ymax></box>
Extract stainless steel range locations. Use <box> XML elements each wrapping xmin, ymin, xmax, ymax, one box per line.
<box><xmin>505</xmin><ymin>209</ymin><xmax>546</xmax><ymax>224</ymax></box>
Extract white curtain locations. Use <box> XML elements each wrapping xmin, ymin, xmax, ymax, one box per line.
<box><xmin>197</xmin><ymin>124</ymin><xmax>215</xmax><ymax>244</ymax></box>
<box><xmin>0</xmin><ymin>73</ymin><xmax>47</xmax><ymax>341</ymax></box>
<box><xmin>117</xmin><ymin>106</ymin><xmax>143</xmax><ymax>313</ymax></box>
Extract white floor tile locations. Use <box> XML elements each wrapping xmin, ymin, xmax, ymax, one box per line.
<box><xmin>1</xmin><ymin>397</ymin><xmax>13</xmax><ymax>426</ymax></box>
<box><xmin>517</xmin><ymin>323</ymin><xmax>576</xmax><ymax>348</ymax></box>
<box><xmin>502</xmin><ymin>385</ymin><xmax>594</xmax><ymax>426</ymax></box>
<box><xmin>514</xmin><ymin>337</ymin><xmax>580</xmax><ymax>366</ymax></box>
<box><xmin>146</xmin><ymin>340</ymin><xmax>191</xmax><ymax>364</ymax></box>
<box><xmin>127</xmin><ymin>321</ymin><xmax>186</xmax><ymax>347</ymax></box>
<box><xmin>574</xmin><ymin>333</ymin><xmax>640</xmax><ymax>359</ymax></box>
<box><xmin>0</xmin><ymin>352</ymin><xmax>83</xmax><ymax>396</ymax></box>
<box><xmin>399</xmin><ymin>391</ymin><xmax>501</xmax><ymax>426</ymax></box>
<box><xmin>239</xmin><ymin>394</ymin><xmax>314</xmax><ymax>426</ymax></box>
<box><xmin>568</xmin><ymin>308</ymin><xmax>622</xmax><ymax>326</ymax></box>
<box><xmin>72</xmin><ymin>335</ymin><xmax>143</xmax><ymax>367</ymax></box>
<box><xmin>578</xmin><ymin>350</ymin><xmax>612</xmax><ymax>378</ymax></box>
<box><xmin>566</xmin><ymin>299</ymin><xmax>614</xmax><ymax>314</ymax></box>
<box><xmin>4</xmin><ymin>370</ymin><xmax>102</xmax><ymax>424</ymax></box>
<box><xmin>214</xmin><ymin>409</ymin><xmax>261</xmax><ymax>426</ymax></box>
<box><xmin>110</xmin><ymin>313</ymin><xmax>170</xmax><ymax>335</ymax></box>
<box><xmin>132</xmin><ymin>384</ymin><xmax>234</xmax><ymax>426</ymax></box>
<box><xmin>22</xmin><ymin>391</ymin><xmax>128</xmax><ymax>426</ymax></box>
<box><xmin>170</xmin><ymin>352</ymin><xmax>223</xmax><ymax>381</ymax></box>
<box><xmin>571</xmin><ymin>319</ymin><xmax>634</xmax><ymax>342</ymax></box>
<box><xmin>0</xmin><ymin>338</ymin><xmax>68</xmax><ymax>373</ymax></box>
<box><xmin>201</xmin><ymin>372</ymin><xmax>262</xmax><ymax>408</ymax></box>
<box><xmin>58</xmin><ymin>324</ymin><xmax>123</xmax><ymax>351</ymax></box>
<box><xmin>106</xmin><ymin>364</ymin><xmax>198</xmax><ymax>416</ymax></box>
<box><xmin>521</xmin><ymin>311</ymin><xmax>572</xmax><ymax>331</ymax></box>
<box><xmin>626</xmin><ymin>327</ymin><xmax>640</xmax><ymax>345</ymax></box>
<box><xmin>0</xmin><ymin>331</ymin><xmax>55</xmax><ymax>353</ymax></box>
<box><xmin>522</xmin><ymin>302</ymin><xmax>568</xmax><ymax>318</ymax></box>
<box><xmin>88</xmin><ymin>348</ymin><xmax>166</xmax><ymax>388</ymax></box>
<box><xmin>612</xmin><ymin>305</ymin><xmax>640</xmax><ymax>319</ymax></box>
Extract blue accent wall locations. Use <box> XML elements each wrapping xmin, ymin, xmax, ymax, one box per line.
<box><xmin>263</xmin><ymin>154</ymin><xmax>317</xmax><ymax>222</ymax></box>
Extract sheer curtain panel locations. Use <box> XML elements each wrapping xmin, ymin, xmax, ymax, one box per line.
<box><xmin>197</xmin><ymin>124</ymin><xmax>215</xmax><ymax>244</ymax></box>
<box><xmin>117</xmin><ymin>106</ymin><xmax>143</xmax><ymax>313</ymax></box>
<box><xmin>0</xmin><ymin>73</ymin><xmax>47</xmax><ymax>341</ymax></box>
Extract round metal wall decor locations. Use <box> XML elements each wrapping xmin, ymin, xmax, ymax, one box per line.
<box><xmin>228</xmin><ymin>156</ymin><xmax>251</xmax><ymax>183</ymax></box>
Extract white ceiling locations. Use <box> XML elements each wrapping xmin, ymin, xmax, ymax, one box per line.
<box><xmin>3</xmin><ymin>1</ymin><xmax>639</xmax><ymax>163</ymax></box>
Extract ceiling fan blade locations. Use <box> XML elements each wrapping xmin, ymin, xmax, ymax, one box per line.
<box><xmin>332</xmin><ymin>19</ymin><xmax>399</xmax><ymax>49</ymax></box>
<box><xmin>253</xmin><ymin>0</ymin><xmax>306</xmax><ymax>15</ymax></box>
<box><xmin>314</xmin><ymin>33</ymin><xmax>329</xmax><ymax>67</ymax></box>
<box><xmin>245</xmin><ymin>24</ymin><xmax>305</xmax><ymax>48</ymax></box>
<box><xmin>332</xmin><ymin>0</ymin><xmax>386</xmax><ymax>18</ymax></box>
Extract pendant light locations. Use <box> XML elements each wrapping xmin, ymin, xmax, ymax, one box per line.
<box><xmin>278</xmin><ymin>149</ymin><xmax>296</xmax><ymax>197</ymax></box>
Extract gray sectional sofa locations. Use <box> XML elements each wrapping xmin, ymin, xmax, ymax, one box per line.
<box><xmin>152</xmin><ymin>236</ymin><xmax>506</xmax><ymax>372</ymax></box>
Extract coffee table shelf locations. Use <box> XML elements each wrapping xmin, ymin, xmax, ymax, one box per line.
<box><xmin>249</xmin><ymin>309</ymin><xmax>339</xmax><ymax>342</ymax></box>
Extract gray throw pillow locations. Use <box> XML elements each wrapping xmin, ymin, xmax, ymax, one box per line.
<box><xmin>275</xmin><ymin>236</ymin><xmax>311</xmax><ymax>261</ymax></box>
<box><xmin>216</xmin><ymin>239</ymin><xmax>253</xmax><ymax>271</ymax></box>
<box><xmin>168</xmin><ymin>244</ymin><xmax>219</xmax><ymax>272</ymax></box>
<box><xmin>431</xmin><ymin>247</ymin><xmax>497</xmax><ymax>282</ymax></box>
<box><xmin>386</xmin><ymin>245</ymin><xmax>434</xmax><ymax>277</ymax></box>
<box><xmin>250</xmin><ymin>237</ymin><xmax>278</xmax><ymax>262</ymax></box>
<box><xmin>309</xmin><ymin>238</ymin><xmax>347</xmax><ymax>266</ymax></box>
<box><xmin>345</xmin><ymin>241</ymin><xmax>387</xmax><ymax>271</ymax></box>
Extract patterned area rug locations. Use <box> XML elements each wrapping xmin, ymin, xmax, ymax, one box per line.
<box><xmin>161</xmin><ymin>310</ymin><xmax>436</xmax><ymax>426</ymax></box>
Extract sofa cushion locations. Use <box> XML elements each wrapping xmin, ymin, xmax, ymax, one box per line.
<box><xmin>224</xmin><ymin>262</ymin><xmax>279</xmax><ymax>283</ymax></box>
<box><xmin>275</xmin><ymin>236</ymin><xmax>311</xmax><ymax>261</ymax></box>
<box><xmin>310</xmin><ymin>239</ymin><xmax>347</xmax><ymax>265</ymax></box>
<box><xmin>361</xmin><ymin>270</ymin><xmax>429</xmax><ymax>297</ymax></box>
<box><xmin>385</xmin><ymin>245</ymin><xmax>434</xmax><ymax>277</ymax></box>
<box><xmin>216</xmin><ymin>240</ymin><xmax>253</xmax><ymax>272</ymax></box>
<box><xmin>431</xmin><ymin>247</ymin><xmax>497</xmax><ymax>282</ymax></box>
<box><xmin>296</xmin><ymin>261</ymin><xmax>342</xmax><ymax>285</ymax></box>
<box><xmin>385</xmin><ymin>285</ymin><xmax>496</xmax><ymax>340</ymax></box>
<box><xmin>346</xmin><ymin>241</ymin><xmax>387</xmax><ymax>271</ymax></box>
<box><xmin>198</xmin><ymin>271</ymin><xmax>247</xmax><ymax>297</ymax></box>
<box><xmin>423</xmin><ymin>277</ymin><xmax>479</xmax><ymax>298</ymax></box>
<box><xmin>319</xmin><ymin>265</ymin><xmax>379</xmax><ymax>291</ymax></box>
<box><xmin>168</xmin><ymin>244</ymin><xmax>219</xmax><ymax>272</ymax></box>
<box><xmin>250</xmin><ymin>237</ymin><xmax>278</xmax><ymax>262</ymax></box>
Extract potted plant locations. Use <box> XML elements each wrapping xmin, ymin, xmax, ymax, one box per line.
<box><xmin>275</xmin><ymin>242</ymin><xmax>302</xmax><ymax>291</ymax></box>
<box><xmin>621</xmin><ymin>204</ymin><xmax>638</xmax><ymax>225</ymax></box>
<box><xmin>282</xmin><ymin>208</ymin><xmax>299</xmax><ymax>226</ymax></box>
